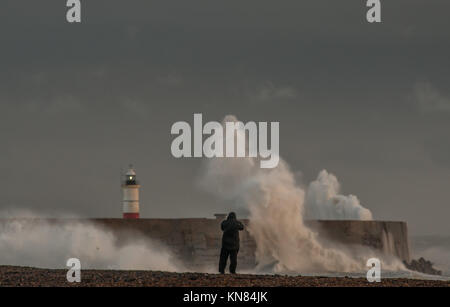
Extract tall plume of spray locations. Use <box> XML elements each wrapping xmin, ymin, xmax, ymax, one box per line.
<box><xmin>199</xmin><ymin>115</ymin><xmax>396</xmax><ymax>273</ymax></box>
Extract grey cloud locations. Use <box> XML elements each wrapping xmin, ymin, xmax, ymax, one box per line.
<box><xmin>249</xmin><ymin>81</ymin><xmax>298</xmax><ymax>102</ymax></box>
<box><xmin>414</xmin><ymin>82</ymin><xmax>450</xmax><ymax>113</ymax></box>
<box><xmin>424</xmin><ymin>138</ymin><xmax>450</xmax><ymax>168</ymax></box>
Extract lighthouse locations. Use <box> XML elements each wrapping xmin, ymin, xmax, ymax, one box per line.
<box><xmin>122</xmin><ymin>165</ymin><xmax>140</xmax><ymax>219</ymax></box>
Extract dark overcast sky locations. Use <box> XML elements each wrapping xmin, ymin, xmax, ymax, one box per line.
<box><xmin>0</xmin><ymin>1</ymin><xmax>449</xmax><ymax>235</ymax></box>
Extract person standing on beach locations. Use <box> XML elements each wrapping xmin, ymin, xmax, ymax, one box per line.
<box><xmin>219</xmin><ymin>212</ymin><xmax>244</xmax><ymax>274</ymax></box>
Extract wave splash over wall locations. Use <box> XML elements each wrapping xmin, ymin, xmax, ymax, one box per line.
<box><xmin>0</xmin><ymin>214</ymin><xmax>182</xmax><ymax>271</ymax></box>
<box><xmin>305</xmin><ymin>170</ymin><xmax>373</xmax><ymax>220</ymax></box>
<box><xmin>199</xmin><ymin>115</ymin><xmax>401</xmax><ymax>273</ymax></box>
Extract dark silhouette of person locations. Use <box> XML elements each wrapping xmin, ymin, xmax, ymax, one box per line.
<box><xmin>219</xmin><ymin>212</ymin><xmax>244</xmax><ymax>274</ymax></box>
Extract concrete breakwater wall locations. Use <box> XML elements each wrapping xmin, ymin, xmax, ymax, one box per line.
<box><xmin>84</xmin><ymin>218</ymin><xmax>411</xmax><ymax>269</ymax></box>
<box><xmin>0</xmin><ymin>218</ymin><xmax>410</xmax><ymax>270</ymax></box>
<box><xmin>306</xmin><ymin>220</ymin><xmax>410</xmax><ymax>263</ymax></box>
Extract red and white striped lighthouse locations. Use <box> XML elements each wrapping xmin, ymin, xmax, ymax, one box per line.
<box><xmin>122</xmin><ymin>165</ymin><xmax>140</xmax><ymax>219</ymax></box>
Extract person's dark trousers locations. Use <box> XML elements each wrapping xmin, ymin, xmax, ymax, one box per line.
<box><xmin>219</xmin><ymin>248</ymin><xmax>239</xmax><ymax>274</ymax></box>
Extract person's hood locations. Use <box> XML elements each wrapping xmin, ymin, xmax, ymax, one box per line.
<box><xmin>227</xmin><ymin>212</ymin><xmax>237</xmax><ymax>220</ymax></box>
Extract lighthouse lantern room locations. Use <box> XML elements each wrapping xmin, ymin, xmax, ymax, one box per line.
<box><xmin>122</xmin><ymin>165</ymin><xmax>140</xmax><ymax>219</ymax></box>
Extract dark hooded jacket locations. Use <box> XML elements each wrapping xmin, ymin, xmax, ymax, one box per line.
<box><xmin>221</xmin><ymin>212</ymin><xmax>244</xmax><ymax>250</ymax></box>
